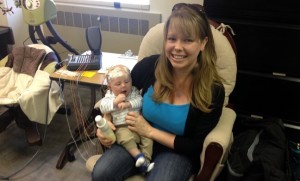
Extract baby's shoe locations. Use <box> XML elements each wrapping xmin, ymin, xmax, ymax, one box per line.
<box><xmin>135</xmin><ymin>153</ymin><xmax>155</xmax><ymax>173</ymax></box>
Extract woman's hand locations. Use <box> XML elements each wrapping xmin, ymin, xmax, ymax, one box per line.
<box><xmin>96</xmin><ymin>129</ymin><xmax>114</xmax><ymax>148</ymax></box>
<box><xmin>126</xmin><ymin>112</ymin><xmax>176</xmax><ymax>149</ymax></box>
<box><xmin>96</xmin><ymin>115</ymin><xmax>116</xmax><ymax>148</ymax></box>
<box><xmin>125</xmin><ymin>112</ymin><xmax>153</xmax><ymax>138</ymax></box>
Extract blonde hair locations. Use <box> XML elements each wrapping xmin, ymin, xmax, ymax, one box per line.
<box><xmin>154</xmin><ymin>5</ymin><xmax>223</xmax><ymax>113</ymax></box>
<box><xmin>106</xmin><ymin>65</ymin><xmax>131</xmax><ymax>84</ymax></box>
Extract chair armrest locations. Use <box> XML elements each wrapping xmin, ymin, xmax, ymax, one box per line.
<box><xmin>196</xmin><ymin>107</ymin><xmax>236</xmax><ymax>181</ymax></box>
<box><xmin>86</xmin><ymin>154</ymin><xmax>101</xmax><ymax>172</ymax></box>
<box><xmin>0</xmin><ymin>56</ymin><xmax>9</xmax><ymax>67</ymax></box>
<box><xmin>42</xmin><ymin>61</ymin><xmax>57</xmax><ymax>74</ymax></box>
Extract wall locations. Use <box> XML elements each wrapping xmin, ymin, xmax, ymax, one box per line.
<box><xmin>0</xmin><ymin>0</ymin><xmax>24</xmax><ymax>47</ymax></box>
<box><xmin>0</xmin><ymin>0</ymin><xmax>203</xmax><ymax>60</ymax></box>
<box><xmin>152</xmin><ymin>0</ymin><xmax>203</xmax><ymax>22</ymax></box>
<box><xmin>46</xmin><ymin>2</ymin><xmax>161</xmax><ymax>59</ymax></box>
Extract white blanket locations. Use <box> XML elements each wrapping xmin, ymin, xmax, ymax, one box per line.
<box><xmin>0</xmin><ymin>67</ymin><xmax>62</xmax><ymax>124</ymax></box>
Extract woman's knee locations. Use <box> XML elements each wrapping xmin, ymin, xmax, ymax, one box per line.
<box><xmin>92</xmin><ymin>163</ymin><xmax>114</xmax><ymax>181</ymax></box>
<box><xmin>91</xmin><ymin>144</ymin><xmax>137</xmax><ymax>180</ymax></box>
<box><xmin>146</xmin><ymin>152</ymin><xmax>194</xmax><ymax>181</ymax></box>
<box><xmin>91</xmin><ymin>152</ymin><xmax>116</xmax><ymax>180</ymax></box>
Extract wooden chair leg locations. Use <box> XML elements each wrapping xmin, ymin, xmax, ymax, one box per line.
<box><xmin>196</xmin><ymin>142</ymin><xmax>223</xmax><ymax>181</ymax></box>
<box><xmin>0</xmin><ymin>107</ymin><xmax>14</xmax><ymax>133</ymax></box>
<box><xmin>13</xmin><ymin>106</ymin><xmax>42</xmax><ymax>146</ymax></box>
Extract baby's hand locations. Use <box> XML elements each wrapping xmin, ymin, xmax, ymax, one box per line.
<box><xmin>114</xmin><ymin>94</ymin><xmax>126</xmax><ymax>106</ymax></box>
<box><xmin>118</xmin><ymin>102</ymin><xmax>131</xmax><ymax>110</ymax></box>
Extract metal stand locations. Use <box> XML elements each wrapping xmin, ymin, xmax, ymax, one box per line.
<box><xmin>28</xmin><ymin>21</ymin><xmax>80</xmax><ymax>68</ymax></box>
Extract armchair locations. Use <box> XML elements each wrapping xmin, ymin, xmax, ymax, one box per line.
<box><xmin>0</xmin><ymin>44</ymin><xmax>62</xmax><ymax>145</ymax></box>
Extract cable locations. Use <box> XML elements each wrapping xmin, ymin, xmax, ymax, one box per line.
<box><xmin>57</xmin><ymin>72</ymin><xmax>92</xmax><ymax>162</ymax></box>
<box><xmin>74</xmin><ymin>73</ymin><xmax>97</xmax><ymax>153</ymax></box>
<box><xmin>71</xmin><ymin>72</ymin><xmax>97</xmax><ymax>160</ymax></box>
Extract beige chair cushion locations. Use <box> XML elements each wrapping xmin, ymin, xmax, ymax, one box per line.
<box><xmin>86</xmin><ymin>155</ymin><xmax>100</xmax><ymax>173</ymax></box>
<box><xmin>137</xmin><ymin>23</ymin><xmax>164</xmax><ymax>62</ymax></box>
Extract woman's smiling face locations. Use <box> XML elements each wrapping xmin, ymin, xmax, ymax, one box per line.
<box><xmin>165</xmin><ymin>19</ymin><xmax>207</xmax><ymax>71</ymax></box>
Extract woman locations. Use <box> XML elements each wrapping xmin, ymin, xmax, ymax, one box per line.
<box><xmin>92</xmin><ymin>3</ymin><xmax>225</xmax><ymax>181</ymax></box>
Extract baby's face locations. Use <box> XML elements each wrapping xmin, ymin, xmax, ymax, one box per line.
<box><xmin>109</xmin><ymin>74</ymin><xmax>132</xmax><ymax>97</ymax></box>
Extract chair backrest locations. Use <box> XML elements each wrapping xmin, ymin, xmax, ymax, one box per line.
<box><xmin>138</xmin><ymin>21</ymin><xmax>237</xmax><ymax>106</ymax></box>
<box><xmin>28</xmin><ymin>44</ymin><xmax>59</xmax><ymax>74</ymax></box>
<box><xmin>86</xmin><ymin>26</ymin><xmax>102</xmax><ymax>56</ymax></box>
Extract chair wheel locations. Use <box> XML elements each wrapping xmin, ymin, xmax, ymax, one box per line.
<box><xmin>68</xmin><ymin>154</ymin><xmax>75</xmax><ymax>162</ymax></box>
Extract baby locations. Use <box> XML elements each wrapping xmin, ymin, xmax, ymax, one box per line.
<box><xmin>99</xmin><ymin>65</ymin><xmax>154</xmax><ymax>173</ymax></box>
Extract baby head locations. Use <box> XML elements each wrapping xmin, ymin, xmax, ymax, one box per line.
<box><xmin>106</xmin><ymin>65</ymin><xmax>132</xmax><ymax>96</ymax></box>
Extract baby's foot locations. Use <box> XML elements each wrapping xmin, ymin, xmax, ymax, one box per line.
<box><xmin>135</xmin><ymin>156</ymin><xmax>145</xmax><ymax>167</ymax></box>
<box><xmin>134</xmin><ymin>153</ymin><xmax>155</xmax><ymax>173</ymax></box>
<box><xmin>146</xmin><ymin>162</ymin><xmax>155</xmax><ymax>172</ymax></box>
<box><xmin>136</xmin><ymin>158</ymin><xmax>154</xmax><ymax>173</ymax></box>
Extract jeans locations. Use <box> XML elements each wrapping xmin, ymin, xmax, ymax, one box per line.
<box><xmin>92</xmin><ymin>143</ymin><xmax>195</xmax><ymax>181</ymax></box>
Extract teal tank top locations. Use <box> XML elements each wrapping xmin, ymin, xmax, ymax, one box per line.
<box><xmin>142</xmin><ymin>86</ymin><xmax>190</xmax><ymax>135</ymax></box>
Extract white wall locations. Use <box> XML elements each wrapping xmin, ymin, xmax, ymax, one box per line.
<box><xmin>151</xmin><ymin>0</ymin><xmax>203</xmax><ymax>22</ymax></box>
<box><xmin>0</xmin><ymin>0</ymin><xmax>203</xmax><ymax>59</ymax></box>
<box><xmin>0</xmin><ymin>0</ymin><xmax>25</xmax><ymax>47</ymax></box>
